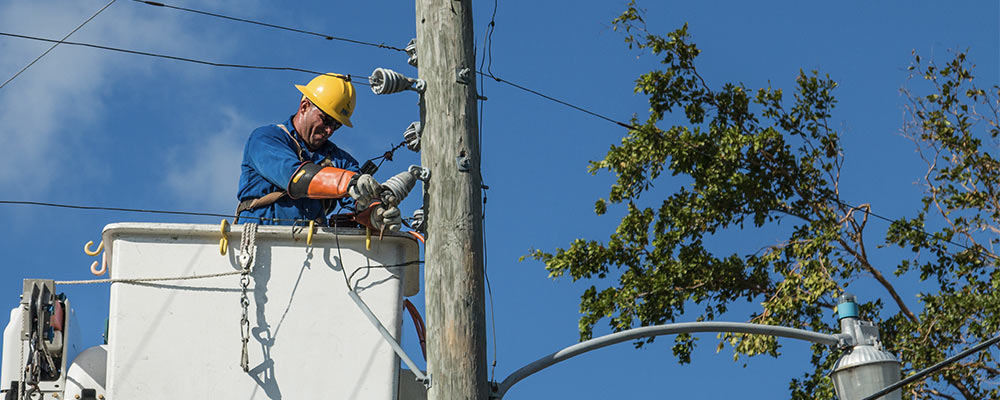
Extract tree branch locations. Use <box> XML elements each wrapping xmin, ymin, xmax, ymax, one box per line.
<box><xmin>837</xmin><ymin>238</ymin><xmax>920</xmax><ymax>323</ymax></box>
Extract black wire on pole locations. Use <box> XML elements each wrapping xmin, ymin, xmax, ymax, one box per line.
<box><xmin>130</xmin><ymin>0</ymin><xmax>406</xmax><ymax>52</ymax></box>
<box><xmin>473</xmin><ymin>68</ymin><xmax>997</xmax><ymax>263</ymax></box>
<box><xmin>0</xmin><ymin>33</ymin><xmax>991</xmax><ymax>265</ymax></box>
<box><xmin>477</xmin><ymin>71</ymin><xmax>637</xmax><ymax>130</ymax></box>
<box><xmin>861</xmin><ymin>333</ymin><xmax>1000</xmax><ymax>400</ymax></box>
<box><xmin>0</xmin><ymin>32</ymin><xmax>373</xmax><ymax>86</ymax></box>
<box><xmin>832</xmin><ymin>199</ymin><xmax>999</xmax><ymax>261</ymax></box>
<box><xmin>364</xmin><ymin>140</ymin><xmax>409</xmax><ymax>172</ymax></box>
<box><xmin>0</xmin><ymin>200</ymin><xmax>315</xmax><ymax>226</ymax></box>
<box><xmin>477</xmin><ymin>0</ymin><xmax>500</xmax><ymax>383</ymax></box>
<box><xmin>0</xmin><ymin>0</ymin><xmax>118</xmax><ymax>91</ymax></box>
<box><xmin>0</xmin><ymin>200</ymin><xmax>235</xmax><ymax>219</ymax></box>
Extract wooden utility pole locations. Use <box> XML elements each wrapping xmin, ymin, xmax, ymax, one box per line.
<box><xmin>414</xmin><ymin>0</ymin><xmax>489</xmax><ymax>399</ymax></box>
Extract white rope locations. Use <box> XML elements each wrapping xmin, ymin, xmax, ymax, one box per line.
<box><xmin>54</xmin><ymin>270</ymin><xmax>243</xmax><ymax>285</ymax></box>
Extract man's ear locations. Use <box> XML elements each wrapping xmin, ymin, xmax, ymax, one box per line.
<box><xmin>298</xmin><ymin>97</ymin><xmax>311</xmax><ymax>115</ymax></box>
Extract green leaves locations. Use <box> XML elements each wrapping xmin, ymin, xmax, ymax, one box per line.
<box><xmin>534</xmin><ymin>3</ymin><xmax>999</xmax><ymax>399</ymax></box>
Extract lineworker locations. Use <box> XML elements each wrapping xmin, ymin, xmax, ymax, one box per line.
<box><xmin>236</xmin><ymin>73</ymin><xmax>401</xmax><ymax>231</ymax></box>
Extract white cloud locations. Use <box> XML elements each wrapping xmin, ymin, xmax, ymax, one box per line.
<box><xmin>0</xmin><ymin>0</ymin><xmax>251</xmax><ymax>195</ymax></box>
<box><xmin>161</xmin><ymin>106</ymin><xmax>250</xmax><ymax>213</ymax></box>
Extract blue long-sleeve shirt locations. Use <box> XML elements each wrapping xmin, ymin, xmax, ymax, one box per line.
<box><xmin>237</xmin><ymin>116</ymin><xmax>360</xmax><ymax>224</ymax></box>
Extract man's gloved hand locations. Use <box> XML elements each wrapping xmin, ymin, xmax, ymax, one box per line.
<box><xmin>370</xmin><ymin>204</ymin><xmax>402</xmax><ymax>232</ymax></box>
<box><xmin>348</xmin><ymin>174</ymin><xmax>380</xmax><ymax>209</ymax></box>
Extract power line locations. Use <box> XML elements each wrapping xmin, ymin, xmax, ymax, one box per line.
<box><xmin>0</xmin><ymin>0</ymin><xmax>118</xmax><ymax>91</ymax></box>
<box><xmin>0</xmin><ymin>32</ymin><xmax>373</xmax><ymax>86</ymax></box>
<box><xmin>0</xmin><ymin>200</ymin><xmax>235</xmax><ymax>219</ymax></box>
<box><xmin>476</xmin><ymin>70</ymin><xmax>998</xmax><ymax>262</ymax></box>
<box><xmin>132</xmin><ymin>0</ymin><xmax>406</xmax><ymax>52</ymax></box>
<box><xmin>834</xmin><ymin>200</ymin><xmax>999</xmax><ymax>261</ymax></box>
<box><xmin>130</xmin><ymin>0</ymin><xmax>405</xmax><ymax>52</ymax></box>
<box><xmin>477</xmin><ymin>68</ymin><xmax>999</xmax><ymax>262</ymax></box>
<box><xmin>0</xmin><ymin>200</ymin><xmax>305</xmax><ymax>225</ymax></box>
<box><xmin>861</xmin><ymin>332</ymin><xmax>1000</xmax><ymax>400</ymax></box>
<box><xmin>478</xmin><ymin>71</ymin><xmax>636</xmax><ymax>130</ymax></box>
<box><xmin>0</xmin><ymin>31</ymin><xmax>990</xmax><ymax>263</ymax></box>
<box><xmin>478</xmin><ymin>0</ymin><xmax>500</xmax><ymax>383</ymax></box>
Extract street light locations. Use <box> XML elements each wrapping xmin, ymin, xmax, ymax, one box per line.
<box><xmin>830</xmin><ymin>294</ymin><xmax>902</xmax><ymax>400</ymax></box>
<box><xmin>490</xmin><ymin>293</ymin><xmax>906</xmax><ymax>399</ymax></box>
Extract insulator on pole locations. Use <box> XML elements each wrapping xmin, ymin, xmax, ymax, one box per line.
<box><xmin>405</xmin><ymin>38</ymin><xmax>418</xmax><ymax>67</ymax></box>
<box><xmin>370</xmin><ymin>67</ymin><xmax>425</xmax><ymax>95</ymax></box>
<box><xmin>404</xmin><ymin>121</ymin><xmax>422</xmax><ymax>152</ymax></box>
<box><xmin>411</xmin><ymin>208</ymin><xmax>426</xmax><ymax>232</ymax></box>
<box><xmin>380</xmin><ymin>165</ymin><xmax>431</xmax><ymax>207</ymax></box>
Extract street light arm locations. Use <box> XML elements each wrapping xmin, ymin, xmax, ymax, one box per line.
<box><xmin>493</xmin><ymin>321</ymin><xmax>847</xmax><ymax>399</ymax></box>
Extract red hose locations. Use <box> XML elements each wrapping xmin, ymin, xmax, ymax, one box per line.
<box><xmin>402</xmin><ymin>299</ymin><xmax>426</xmax><ymax>360</ymax></box>
<box><xmin>406</xmin><ymin>231</ymin><xmax>425</xmax><ymax>244</ymax></box>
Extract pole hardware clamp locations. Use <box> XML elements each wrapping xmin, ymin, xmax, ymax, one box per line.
<box><xmin>456</xmin><ymin>67</ymin><xmax>472</xmax><ymax>85</ymax></box>
<box><xmin>456</xmin><ymin>153</ymin><xmax>472</xmax><ymax>172</ymax></box>
<box><xmin>404</xmin><ymin>121</ymin><xmax>423</xmax><ymax>152</ymax></box>
<box><xmin>410</xmin><ymin>208</ymin><xmax>426</xmax><ymax>232</ymax></box>
<box><xmin>405</xmin><ymin>38</ymin><xmax>418</xmax><ymax>67</ymax></box>
<box><xmin>409</xmin><ymin>165</ymin><xmax>431</xmax><ymax>181</ymax></box>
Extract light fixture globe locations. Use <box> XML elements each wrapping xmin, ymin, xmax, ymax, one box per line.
<box><xmin>830</xmin><ymin>293</ymin><xmax>902</xmax><ymax>400</ymax></box>
<box><xmin>831</xmin><ymin>344</ymin><xmax>901</xmax><ymax>400</ymax></box>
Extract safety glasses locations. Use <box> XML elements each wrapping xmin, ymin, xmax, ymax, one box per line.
<box><xmin>313</xmin><ymin>103</ymin><xmax>343</xmax><ymax>130</ymax></box>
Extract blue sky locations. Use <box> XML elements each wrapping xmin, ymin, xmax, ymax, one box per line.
<box><xmin>0</xmin><ymin>0</ymin><xmax>997</xmax><ymax>398</ymax></box>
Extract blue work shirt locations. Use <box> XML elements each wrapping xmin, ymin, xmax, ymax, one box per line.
<box><xmin>237</xmin><ymin>116</ymin><xmax>360</xmax><ymax>225</ymax></box>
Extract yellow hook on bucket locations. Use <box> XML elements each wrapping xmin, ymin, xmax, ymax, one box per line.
<box><xmin>84</xmin><ymin>240</ymin><xmax>103</xmax><ymax>256</ymax></box>
<box><xmin>219</xmin><ymin>219</ymin><xmax>230</xmax><ymax>255</ymax></box>
<box><xmin>307</xmin><ymin>220</ymin><xmax>315</xmax><ymax>246</ymax></box>
<box><xmin>84</xmin><ymin>240</ymin><xmax>107</xmax><ymax>276</ymax></box>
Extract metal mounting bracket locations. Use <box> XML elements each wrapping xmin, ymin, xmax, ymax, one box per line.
<box><xmin>456</xmin><ymin>67</ymin><xmax>472</xmax><ymax>85</ymax></box>
<box><xmin>409</xmin><ymin>165</ymin><xmax>431</xmax><ymax>181</ymax></box>
<box><xmin>405</xmin><ymin>38</ymin><xmax>418</xmax><ymax>67</ymax></box>
<box><xmin>456</xmin><ymin>153</ymin><xmax>471</xmax><ymax>172</ymax></box>
<box><xmin>412</xmin><ymin>79</ymin><xmax>427</xmax><ymax>93</ymax></box>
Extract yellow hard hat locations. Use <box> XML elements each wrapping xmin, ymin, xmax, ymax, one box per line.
<box><xmin>295</xmin><ymin>73</ymin><xmax>356</xmax><ymax>128</ymax></box>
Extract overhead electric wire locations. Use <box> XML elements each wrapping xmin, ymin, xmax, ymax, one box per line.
<box><xmin>0</xmin><ymin>0</ymin><xmax>118</xmax><ymax>91</ymax></box>
<box><xmin>130</xmin><ymin>0</ymin><xmax>405</xmax><ymax>52</ymax></box>
<box><xmin>861</xmin><ymin>332</ymin><xmax>1000</xmax><ymax>400</ymax></box>
<box><xmin>0</xmin><ymin>32</ymin><xmax>991</xmax><ymax>265</ymax></box>
<box><xmin>475</xmin><ymin>71</ymin><xmax>997</xmax><ymax>263</ymax></box>
<box><xmin>478</xmin><ymin>71</ymin><xmax>636</xmax><ymax>130</ymax></box>
<box><xmin>0</xmin><ymin>200</ymin><xmax>303</xmax><ymax>226</ymax></box>
<box><xmin>478</xmin><ymin>0</ymin><xmax>500</xmax><ymax>383</ymax></box>
<box><xmin>0</xmin><ymin>32</ymin><xmax>372</xmax><ymax>86</ymax></box>
<box><xmin>0</xmin><ymin>200</ymin><xmax>234</xmax><ymax>219</ymax></box>
<box><xmin>833</xmin><ymin>199</ymin><xmax>999</xmax><ymax>261</ymax></box>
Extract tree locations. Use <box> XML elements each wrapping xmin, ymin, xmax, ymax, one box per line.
<box><xmin>529</xmin><ymin>2</ymin><xmax>1000</xmax><ymax>399</ymax></box>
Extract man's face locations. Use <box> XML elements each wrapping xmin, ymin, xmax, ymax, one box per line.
<box><xmin>300</xmin><ymin>101</ymin><xmax>342</xmax><ymax>150</ymax></box>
